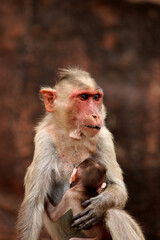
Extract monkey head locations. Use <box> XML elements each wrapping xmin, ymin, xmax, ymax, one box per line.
<box><xmin>69</xmin><ymin>159</ymin><xmax>107</xmax><ymax>194</ymax></box>
<box><xmin>40</xmin><ymin>68</ymin><xmax>106</xmax><ymax>139</ymax></box>
<box><xmin>67</xmin><ymin>88</ymin><xmax>104</xmax><ymax>138</ymax></box>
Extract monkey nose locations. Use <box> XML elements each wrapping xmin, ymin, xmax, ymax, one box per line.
<box><xmin>92</xmin><ymin>114</ymin><xmax>102</xmax><ymax>125</ymax></box>
<box><xmin>92</xmin><ymin>114</ymin><xmax>99</xmax><ymax>119</ymax></box>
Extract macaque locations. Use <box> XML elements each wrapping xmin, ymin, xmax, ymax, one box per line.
<box><xmin>17</xmin><ymin>67</ymin><xmax>145</xmax><ymax>240</ymax></box>
<box><xmin>46</xmin><ymin>158</ymin><xmax>145</xmax><ymax>240</ymax></box>
<box><xmin>46</xmin><ymin>158</ymin><xmax>109</xmax><ymax>240</ymax></box>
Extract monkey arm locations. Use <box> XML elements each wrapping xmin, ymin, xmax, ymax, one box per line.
<box><xmin>97</xmin><ymin>127</ymin><xmax>128</xmax><ymax>208</ymax></box>
<box><xmin>72</xmin><ymin>127</ymin><xmax>128</xmax><ymax>231</ymax></box>
<box><xmin>16</xmin><ymin>130</ymin><xmax>56</xmax><ymax>240</ymax></box>
<box><xmin>46</xmin><ymin>190</ymin><xmax>71</xmax><ymax>222</ymax></box>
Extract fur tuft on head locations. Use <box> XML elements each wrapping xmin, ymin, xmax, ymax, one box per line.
<box><xmin>58</xmin><ymin>67</ymin><xmax>91</xmax><ymax>81</ymax></box>
<box><xmin>55</xmin><ymin>67</ymin><xmax>97</xmax><ymax>90</ymax></box>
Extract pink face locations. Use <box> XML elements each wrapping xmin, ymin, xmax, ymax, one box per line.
<box><xmin>68</xmin><ymin>89</ymin><xmax>103</xmax><ymax>137</ymax></box>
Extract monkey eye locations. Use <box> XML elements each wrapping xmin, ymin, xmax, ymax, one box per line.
<box><xmin>93</xmin><ymin>94</ymin><xmax>101</xmax><ymax>101</ymax></box>
<box><xmin>79</xmin><ymin>94</ymin><xmax>89</xmax><ymax>100</ymax></box>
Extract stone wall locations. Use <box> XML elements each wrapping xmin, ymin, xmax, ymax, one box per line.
<box><xmin>0</xmin><ymin>0</ymin><xmax>159</xmax><ymax>239</ymax></box>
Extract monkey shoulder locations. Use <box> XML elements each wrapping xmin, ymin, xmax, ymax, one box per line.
<box><xmin>64</xmin><ymin>188</ymin><xmax>85</xmax><ymax>215</ymax></box>
<box><xmin>33</xmin><ymin>127</ymin><xmax>58</xmax><ymax>162</ymax></box>
<box><xmin>60</xmin><ymin>188</ymin><xmax>77</xmax><ymax>208</ymax></box>
<box><xmin>35</xmin><ymin>127</ymin><xmax>55</xmax><ymax>147</ymax></box>
<box><xmin>64</xmin><ymin>188</ymin><xmax>75</xmax><ymax>199</ymax></box>
<box><xmin>64</xmin><ymin>188</ymin><xmax>83</xmax><ymax>203</ymax></box>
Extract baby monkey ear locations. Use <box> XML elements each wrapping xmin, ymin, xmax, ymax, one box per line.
<box><xmin>69</xmin><ymin>168</ymin><xmax>78</xmax><ymax>184</ymax></box>
<box><xmin>97</xmin><ymin>182</ymin><xmax>107</xmax><ymax>194</ymax></box>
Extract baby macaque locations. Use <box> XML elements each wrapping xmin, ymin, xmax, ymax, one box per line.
<box><xmin>46</xmin><ymin>158</ymin><xmax>145</xmax><ymax>240</ymax></box>
<box><xmin>46</xmin><ymin>158</ymin><xmax>109</xmax><ymax>240</ymax></box>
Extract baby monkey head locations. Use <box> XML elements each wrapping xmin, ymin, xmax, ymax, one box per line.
<box><xmin>70</xmin><ymin>158</ymin><xmax>107</xmax><ymax>194</ymax></box>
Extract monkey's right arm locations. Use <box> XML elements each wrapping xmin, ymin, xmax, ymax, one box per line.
<box><xmin>16</xmin><ymin>130</ymin><xmax>56</xmax><ymax>240</ymax></box>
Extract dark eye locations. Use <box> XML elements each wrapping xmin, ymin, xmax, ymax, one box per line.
<box><xmin>79</xmin><ymin>94</ymin><xmax>89</xmax><ymax>100</ymax></box>
<box><xmin>93</xmin><ymin>94</ymin><xmax>101</xmax><ymax>101</ymax></box>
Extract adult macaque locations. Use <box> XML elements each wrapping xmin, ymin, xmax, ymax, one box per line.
<box><xmin>46</xmin><ymin>158</ymin><xmax>145</xmax><ymax>240</ymax></box>
<box><xmin>17</xmin><ymin>67</ymin><xmax>145</xmax><ymax>240</ymax></box>
<box><xmin>46</xmin><ymin>158</ymin><xmax>109</xmax><ymax>240</ymax></box>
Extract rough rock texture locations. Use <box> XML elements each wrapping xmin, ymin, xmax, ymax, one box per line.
<box><xmin>0</xmin><ymin>0</ymin><xmax>160</xmax><ymax>239</ymax></box>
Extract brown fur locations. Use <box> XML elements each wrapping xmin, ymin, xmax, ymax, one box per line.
<box><xmin>46</xmin><ymin>159</ymin><xmax>108</xmax><ymax>240</ymax></box>
<box><xmin>46</xmin><ymin>159</ymin><xmax>145</xmax><ymax>240</ymax></box>
<box><xmin>17</xmin><ymin>67</ymin><xmax>145</xmax><ymax>240</ymax></box>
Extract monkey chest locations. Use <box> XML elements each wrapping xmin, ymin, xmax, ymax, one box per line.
<box><xmin>56</xmin><ymin>141</ymin><xmax>96</xmax><ymax>165</ymax></box>
<box><xmin>48</xmin><ymin>144</ymin><xmax>96</xmax><ymax>206</ymax></box>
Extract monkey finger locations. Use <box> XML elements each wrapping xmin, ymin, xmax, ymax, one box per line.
<box><xmin>72</xmin><ymin>217</ymin><xmax>89</xmax><ymax>228</ymax></box>
<box><xmin>76</xmin><ymin>218</ymin><xmax>99</xmax><ymax>231</ymax></box>
<box><xmin>72</xmin><ymin>211</ymin><xmax>93</xmax><ymax>228</ymax></box>
<box><xmin>72</xmin><ymin>208</ymin><xmax>91</xmax><ymax>222</ymax></box>
<box><xmin>82</xmin><ymin>199</ymin><xmax>92</xmax><ymax>207</ymax></box>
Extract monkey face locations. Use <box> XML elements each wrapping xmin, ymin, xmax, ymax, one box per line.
<box><xmin>67</xmin><ymin>89</ymin><xmax>103</xmax><ymax>138</ymax></box>
<box><xmin>40</xmin><ymin>74</ymin><xmax>104</xmax><ymax>139</ymax></box>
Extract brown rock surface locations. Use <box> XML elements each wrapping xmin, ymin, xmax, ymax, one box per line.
<box><xmin>0</xmin><ymin>0</ymin><xmax>160</xmax><ymax>239</ymax></box>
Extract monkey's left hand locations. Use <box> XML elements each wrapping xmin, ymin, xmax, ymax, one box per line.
<box><xmin>72</xmin><ymin>192</ymin><xmax>108</xmax><ymax>230</ymax></box>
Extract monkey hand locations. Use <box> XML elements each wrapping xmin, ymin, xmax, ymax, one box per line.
<box><xmin>72</xmin><ymin>192</ymin><xmax>108</xmax><ymax>231</ymax></box>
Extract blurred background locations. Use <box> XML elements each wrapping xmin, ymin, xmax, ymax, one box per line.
<box><xmin>0</xmin><ymin>0</ymin><xmax>160</xmax><ymax>239</ymax></box>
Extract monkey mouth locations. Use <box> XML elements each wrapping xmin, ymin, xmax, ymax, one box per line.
<box><xmin>84</xmin><ymin>125</ymin><xmax>101</xmax><ymax>130</ymax></box>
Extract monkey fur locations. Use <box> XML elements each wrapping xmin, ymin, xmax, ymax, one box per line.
<box><xmin>46</xmin><ymin>159</ymin><xmax>109</xmax><ymax>240</ymax></box>
<box><xmin>17</xmin><ymin>67</ymin><xmax>145</xmax><ymax>240</ymax></box>
<box><xmin>46</xmin><ymin>159</ymin><xmax>145</xmax><ymax>240</ymax></box>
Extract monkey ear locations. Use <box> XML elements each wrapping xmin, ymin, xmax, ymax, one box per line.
<box><xmin>97</xmin><ymin>182</ymin><xmax>107</xmax><ymax>194</ymax></box>
<box><xmin>69</xmin><ymin>168</ymin><xmax>78</xmax><ymax>184</ymax></box>
<box><xmin>40</xmin><ymin>88</ymin><xmax>57</xmax><ymax>112</ymax></box>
